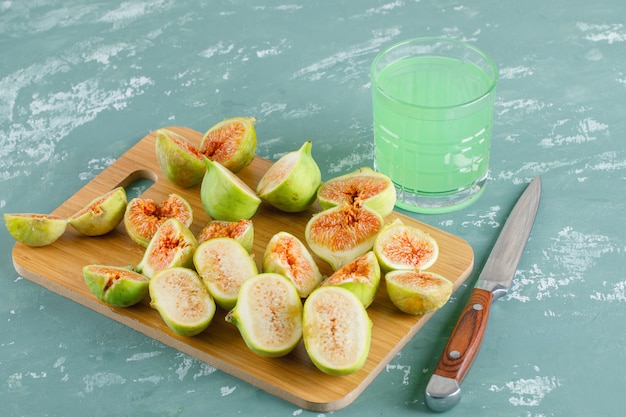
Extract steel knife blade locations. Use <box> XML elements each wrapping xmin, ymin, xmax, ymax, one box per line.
<box><xmin>425</xmin><ymin>176</ymin><xmax>542</xmax><ymax>412</ymax></box>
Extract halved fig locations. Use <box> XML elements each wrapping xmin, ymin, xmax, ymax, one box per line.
<box><xmin>303</xmin><ymin>286</ymin><xmax>372</xmax><ymax>376</ymax></box>
<box><xmin>373</xmin><ymin>218</ymin><xmax>439</xmax><ymax>272</ymax></box>
<box><xmin>262</xmin><ymin>231</ymin><xmax>323</xmax><ymax>298</ymax></box>
<box><xmin>256</xmin><ymin>141</ymin><xmax>321</xmax><ymax>213</ymax></box>
<box><xmin>200</xmin><ymin>158</ymin><xmax>261</xmax><ymax>221</ymax></box>
<box><xmin>317</xmin><ymin>167</ymin><xmax>396</xmax><ymax>217</ymax></box>
<box><xmin>149</xmin><ymin>267</ymin><xmax>216</xmax><ymax>336</ymax></box>
<box><xmin>4</xmin><ymin>213</ymin><xmax>68</xmax><ymax>247</ymax></box>
<box><xmin>305</xmin><ymin>204</ymin><xmax>383</xmax><ymax>270</ymax></box>
<box><xmin>136</xmin><ymin>218</ymin><xmax>198</xmax><ymax>279</ymax></box>
<box><xmin>69</xmin><ymin>187</ymin><xmax>127</xmax><ymax>236</ymax></box>
<box><xmin>83</xmin><ymin>264</ymin><xmax>149</xmax><ymax>307</ymax></box>
<box><xmin>193</xmin><ymin>237</ymin><xmax>258</xmax><ymax>310</ymax></box>
<box><xmin>226</xmin><ymin>273</ymin><xmax>303</xmax><ymax>358</ymax></box>
<box><xmin>197</xmin><ymin>219</ymin><xmax>254</xmax><ymax>253</ymax></box>
<box><xmin>385</xmin><ymin>270</ymin><xmax>452</xmax><ymax>315</ymax></box>
<box><xmin>155</xmin><ymin>129</ymin><xmax>206</xmax><ymax>187</ymax></box>
<box><xmin>319</xmin><ymin>251</ymin><xmax>381</xmax><ymax>308</ymax></box>
<box><xmin>200</xmin><ymin>116</ymin><xmax>257</xmax><ymax>173</ymax></box>
<box><xmin>124</xmin><ymin>193</ymin><xmax>193</xmax><ymax>248</ymax></box>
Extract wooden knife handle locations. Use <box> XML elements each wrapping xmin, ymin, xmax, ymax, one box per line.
<box><xmin>433</xmin><ymin>288</ymin><xmax>493</xmax><ymax>382</ymax></box>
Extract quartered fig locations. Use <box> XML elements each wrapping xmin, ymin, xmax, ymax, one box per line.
<box><xmin>385</xmin><ymin>270</ymin><xmax>452</xmax><ymax>315</ymax></box>
<box><xmin>124</xmin><ymin>193</ymin><xmax>193</xmax><ymax>247</ymax></box>
<box><xmin>373</xmin><ymin>218</ymin><xmax>439</xmax><ymax>272</ymax></box>
<box><xmin>200</xmin><ymin>158</ymin><xmax>261</xmax><ymax>221</ymax></box>
<box><xmin>256</xmin><ymin>141</ymin><xmax>321</xmax><ymax>213</ymax></box>
<box><xmin>136</xmin><ymin>218</ymin><xmax>198</xmax><ymax>279</ymax></box>
<box><xmin>193</xmin><ymin>237</ymin><xmax>258</xmax><ymax>310</ymax></box>
<box><xmin>69</xmin><ymin>187</ymin><xmax>127</xmax><ymax>236</ymax></box>
<box><xmin>319</xmin><ymin>251</ymin><xmax>381</xmax><ymax>308</ymax></box>
<box><xmin>305</xmin><ymin>204</ymin><xmax>384</xmax><ymax>270</ymax></box>
<box><xmin>4</xmin><ymin>213</ymin><xmax>68</xmax><ymax>247</ymax></box>
<box><xmin>226</xmin><ymin>273</ymin><xmax>303</xmax><ymax>358</ymax></box>
<box><xmin>317</xmin><ymin>167</ymin><xmax>396</xmax><ymax>218</ymax></box>
<box><xmin>155</xmin><ymin>129</ymin><xmax>206</xmax><ymax>187</ymax></box>
<box><xmin>83</xmin><ymin>264</ymin><xmax>149</xmax><ymax>307</ymax></box>
<box><xmin>149</xmin><ymin>267</ymin><xmax>216</xmax><ymax>336</ymax></box>
<box><xmin>262</xmin><ymin>231</ymin><xmax>323</xmax><ymax>298</ymax></box>
<box><xmin>303</xmin><ymin>286</ymin><xmax>372</xmax><ymax>376</ymax></box>
<box><xmin>197</xmin><ymin>219</ymin><xmax>254</xmax><ymax>253</ymax></box>
<box><xmin>200</xmin><ymin>116</ymin><xmax>257</xmax><ymax>173</ymax></box>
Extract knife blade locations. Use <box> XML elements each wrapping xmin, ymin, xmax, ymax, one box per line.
<box><xmin>425</xmin><ymin>176</ymin><xmax>542</xmax><ymax>412</ymax></box>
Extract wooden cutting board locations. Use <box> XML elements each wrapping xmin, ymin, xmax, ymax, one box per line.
<box><xmin>11</xmin><ymin>126</ymin><xmax>474</xmax><ymax>412</ymax></box>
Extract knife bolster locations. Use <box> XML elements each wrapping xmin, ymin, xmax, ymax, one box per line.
<box><xmin>476</xmin><ymin>278</ymin><xmax>509</xmax><ymax>301</ymax></box>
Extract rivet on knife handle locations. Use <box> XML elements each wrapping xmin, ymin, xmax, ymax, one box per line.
<box><xmin>425</xmin><ymin>288</ymin><xmax>493</xmax><ymax>412</ymax></box>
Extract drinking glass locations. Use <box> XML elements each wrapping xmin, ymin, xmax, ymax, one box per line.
<box><xmin>371</xmin><ymin>37</ymin><xmax>498</xmax><ymax>214</ymax></box>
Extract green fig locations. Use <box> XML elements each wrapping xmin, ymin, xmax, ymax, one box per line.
<box><xmin>319</xmin><ymin>251</ymin><xmax>381</xmax><ymax>308</ymax></box>
<box><xmin>262</xmin><ymin>231</ymin><xmax>323</xmax><ymax>298</ymax></box>
<box><xmin>4</xmin><ymin>213</ymin><xmax>68</xmax><ymax>247</ymax></box>
<box><xmin>200</xmin><ymin>116</ymin><xmax>257</xmax><ymax>173</ymax></box>
<box><xmin>200</xmin><ymin>158</ymin><xmax>261</xmax><ymax>221</ymax></box>
<box><xmin>83</xmin><ymin>264</ymin><xmax>149</xmax><ymax>307</ymax></box>
<box><xmin>136</xmin><ymin>218</ymin><xmax>198</xmax><ymax>279</ymax></box>
<box><xmin>69</xmin><ymin>187</ymin><xmax>127</xmax><ymax>236</ymax></box>
<box><xmin>305</xmin><ymin>204</ymin><xmax>384</xmax><ymax>270</ymax></box>
<box><xmin>373</xmin><ymin>218</ymin><xmax>439</xmax><ymax>272</ymax></box>
<box><xmin>385</xmin><ymin>270</ymin><xmax>452</xmax><ymax>315</ymax></box>
<box><xmin>193</xmin><ymin>237</ymin><xmax>258</xmax><ymax>310</ymax></box>
<box><xmin>155</xmin><ymin>129</ymin><xmax>206</xmax><ymax>187</ymax></box>
<box><xmin>149</xmin><ymin>267</ymin><xmax>216</xmax><ymax>336</ymax></box>
<box><xmin>226</xmin><ymin>273</ymin><xmax>303</xmax><ymax>358</ymax></box>
<box><xmin>197</xmin><ymin>219</ymin><xmax>254</xmax><ymax>253</ymax></box>
<box><xmin>256</xmin><ymin>141</ymin><xmax>322</xmax><ymax>213</ymax></box>
<box><xmin>303</xmin><ymin>286</ymin><xmax>372</xmax><ymax>376</ymax></box>
<box><xmin>124</xmin><ymin>193</ymin><xmax>193</xmax><ymax>248</ymax></box>
<box><xmin>317</xmin><ymin>167</ymin><xmax>396</xmax><ymax>218</ymax></box>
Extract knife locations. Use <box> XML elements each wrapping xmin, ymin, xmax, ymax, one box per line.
<box><xmin>425</xmin><ymin>176</ymin><xmax>542</xmax><ymax>412</ymax></box>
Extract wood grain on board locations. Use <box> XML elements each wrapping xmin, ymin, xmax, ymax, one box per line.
<box><xmin>11</xmin><ymin>126</ymin><xmax>474</xmax><ymax>412</ymax></box>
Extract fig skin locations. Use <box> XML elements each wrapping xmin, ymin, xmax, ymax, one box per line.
<box><xmin>385</xmin><ymin>270</ymin><xmax>452</xmax><ymax>315</ymax></box>
<box><xmin>4</xmin><ymin>213</ymin><xmax>68</xmax><ymax>247</ymax></box>
<box><xmin>303</xmin><ymin>286</ymin><xmax>372</xmax><ymax>376</ymax></box>
<box><xmin>226</xmin><ymin>273</ymin><xmax>303</xmax><ymax>358</ymax></box>
<box><xmin>69</xmin><ymin>187</ymin><xmax>127</xmax><ymax>236</ymax></box>
<box><xmin>149</xmin><ymin>267</ymin><xmax>216</xmax><ymax>336</ymax></box>
<box><xmin>124</xmin><ymin>193</ymin><xmax>193</xmax><ymax>248</ymax></box>
<box><xmin>373</xmin><ymin>218</ymin><xmax>439</xmax><ymax>272</ymax></box>
<box><xmin>83</xmin><ymin>264</ymin><xmax>149</xmax><ymax>307</ymax></box>
<box><xmin>193</xmin><ymin>237</ymin><xmax>258</xmax><ymax>310</ymax></box>
<box><xmin>200</xmin><ymin>116</ymin><xmax>257</xmax><ymax>173</ymax></box>
<box><xmin>319</xmin><ymin>251</ymin><xmax>381</xmax><ymax>308</ymax></box>
<box><xmin>262</xmin><ymin>231</ymin><xmax>324</xmax><ymax>298</ymax></box>
<box><xmin>256</xmin><ymin>141</ymin><xmax>322</xmax><ymax>213</ymax></box>
<box><xmin>317</xmin><ymin>167</ymin><xmax>396</xmax><ymax>218</ymax></box>
<box><xmin>197</xmin><ymin>219</ymin><xmax>254</xmax><ymax>253</ymax></box>
<box><xmin>136</xmin><ymin>218</ymin><xmax>199</xmax><ymax>279</ymax></box>
<box><xmin>155</xmin><ymin>129</ymin><xmax>206</xmax><ymax>187</ymax></box>
<box><xmin>200</xmin><ymin>158</ymin><xmax>261</xmax><ymax>221</ymax></box>
<box><xmin>305</xmin><ymin>204</ymin><xmax>384</xmax><ymax>270</ymax></box>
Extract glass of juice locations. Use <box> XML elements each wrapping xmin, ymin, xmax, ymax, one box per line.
<box><xmin>371</xmin><ymin>37</ymin><xmax>498</xmax><ymax>214</ymax></box>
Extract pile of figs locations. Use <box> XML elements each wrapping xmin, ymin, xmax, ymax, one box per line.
<box><xmin>3</xmin><ymin>116</ymin><xmax>453</xmax><ymax>376</ymax></box>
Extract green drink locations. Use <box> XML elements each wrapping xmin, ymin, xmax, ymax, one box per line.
<box><xmin>371</xmin><ymin>38</ymin><xmax>498</xmax><ymax>214</ymax></box>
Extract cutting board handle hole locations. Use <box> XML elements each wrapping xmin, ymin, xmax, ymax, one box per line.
<box><xmin>116</xmin><ymin>169</ymin><xmax>158</xmax><ymax>200</ymax></box>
